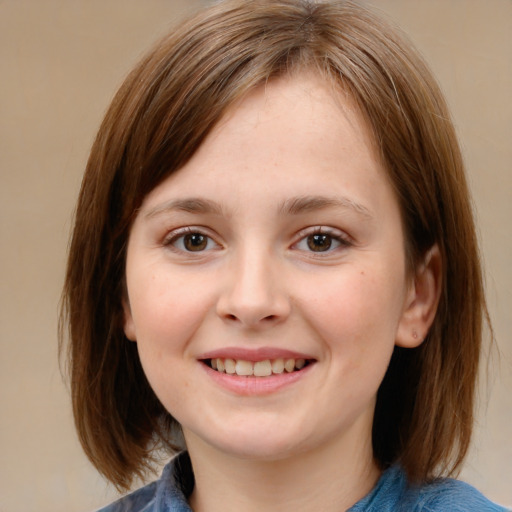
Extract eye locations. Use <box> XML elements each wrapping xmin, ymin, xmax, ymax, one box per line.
<box><xmin>294</xmin><ymin>228</ymin><xmax>350</xmax><ymax>253</ymax></box>
<box><xmin>306</xmin><ymin>233</ymin><xmax>335</xmax><ymax>252</ymax></box>
<box><xmin>165</xmin><ymin>229</ymin><xmax>219</xmax><ymax>252</ymax></box>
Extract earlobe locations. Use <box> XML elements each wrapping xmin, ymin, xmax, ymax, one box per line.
<box><xmin>122</xmin><ymin>299</ymin><xmax>137</xmax><ymax>342</ymax></box>
<box><xmin>396</xmin><ymin>245</ymin><xmax>442</xmax><ymax>348</ymax></box>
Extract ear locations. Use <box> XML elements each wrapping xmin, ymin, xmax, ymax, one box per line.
<box><xmin>396</xmin><ymin>244</ymin><xmax>442</xmax><ymax>348</ymax></box>
<box><xmin>122</xmin><ymin>298</ymin><xmax>137</xmax><ymax>342</ymax></box>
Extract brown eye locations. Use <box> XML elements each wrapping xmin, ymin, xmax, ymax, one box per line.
<box><xmin>307</xmin><ymin>234</ymin><xmax>333</xmax><ymax>252</ymax></box>
<box><xmin>183</xmin><ymin>233</ymin><xmax>208</xmax><ymax>251</ymax></box>
<box><xmin>166</xmin><ymin>229</ymin><xmax>220</xmax><ymax>253</ymax></box>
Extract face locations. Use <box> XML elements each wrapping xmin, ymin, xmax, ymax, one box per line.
<box><xmin>123</xmin><ymin>73</ymin><xmax>419</xmax><ymax>464</ymax></box>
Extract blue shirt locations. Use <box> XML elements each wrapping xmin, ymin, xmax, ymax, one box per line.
<box><xmin>97</xmin><ymin>452</ymin><xmax>509</xmax><ymax>511</ymax></box>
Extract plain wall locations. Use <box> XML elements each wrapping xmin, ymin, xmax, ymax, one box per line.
<box><xmin>0</xmin><ymin>1</ymin><xmax>510</xmax><ymax>510</ymax></box>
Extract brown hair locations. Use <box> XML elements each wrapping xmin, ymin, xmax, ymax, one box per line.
<box><xmin>61</xmin><ymin>0</ymin><xmax>488</xmax><ymax>490</ymax></box>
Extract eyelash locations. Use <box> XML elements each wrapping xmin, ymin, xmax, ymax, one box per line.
<box><xmin>163</xmin><ymin>226</ymin><xmax>352</xmax><ymax>255</ymax></box>
<box><xmin>292</xmin><ymin>226</ymin><xmax>352</xmax><ymax>254</ymax></box>
<box><xmin>163</xmin><ymin>227</ymin><xmax>220</xmax><ymax>253</ymax></box>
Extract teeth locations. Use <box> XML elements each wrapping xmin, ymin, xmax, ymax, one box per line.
<box><xmin>209</xmin><ymin>357</ymin><xmax>309</xmax><ymax>376</ymax></box>
<box><xmin>254</xmin><ymin>360</ymin><xmax>272</xmax><ymax>377</ymax></box>
<box><xmin>224</xmin><ymin>358</ymin><xmax>236</xmax><ymax>374</ymax></box>
<box><xmin>271</xmin><ymin>358</ymin><xmax>284</xmax><ymax>374</ymax></box>
<box><xmin>284</xmin><ymin>358</ymin><xmax>295</xmax><ymax>373</ymax></box>
<box><xmin>235</xmin><ymin>360</ymin><xmax>253</xmax><ymax>376</ymax></box>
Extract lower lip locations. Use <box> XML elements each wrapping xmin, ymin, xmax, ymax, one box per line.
<box><xmin>201</xmin><ymin>363</ymin><xmax>314</xmax><ymax>396</ymax></box>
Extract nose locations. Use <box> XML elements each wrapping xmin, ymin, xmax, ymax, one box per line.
<box><xmin>216</xmin><ymin>249</ymin><xmax>291</xmax><ymax>329</ymax></box>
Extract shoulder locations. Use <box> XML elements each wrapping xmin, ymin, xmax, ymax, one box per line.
<box><xmin>94</xmin><ymin>452</ymin><xmax>194</xmax><ymax>512</ymax></box>
<box><xmin>412</xmin><ymin>477</ymin><xmax>509</xmax><ymax>512</ymax></box>
<box><xmin>350</xmin><ymin>466</ymin><xmax>508</xmax><ymax>512</ymax></box>
<box><xmin>95</xmin><ymin>481</ymin><xmax>158</xmax><ymax>512</ymax></box>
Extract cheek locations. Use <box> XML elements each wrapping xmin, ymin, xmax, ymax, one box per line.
<box><xmin>128</xmin><ymin>270</ymin><xmax>213</xmax><ymax>407</ymax></box>
<box><xmin>297</xmin><ymin>265</ymin><xmax>406</xmax><ymax>358</ymax></box>
<box><xmin>127</xmin><ymin>267</ymin><xmax>215</xmax><ymax>353</ymax></box>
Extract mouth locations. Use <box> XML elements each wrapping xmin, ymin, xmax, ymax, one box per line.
<box><xmin>203</xmin><ymin>357</ymin><xmax>314</xmax><ymax>377</ymax></box>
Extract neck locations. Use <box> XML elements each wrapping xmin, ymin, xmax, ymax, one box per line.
<box><xmin>185</xmin><ymin>430</ymin><xmax>380</xmax><ymax>512</ymax></box>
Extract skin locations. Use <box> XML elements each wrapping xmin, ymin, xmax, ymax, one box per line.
<box><xmin>123</xmin><ymin>73</ymin><xmax>441</xmax><ymax>512</ymax></box>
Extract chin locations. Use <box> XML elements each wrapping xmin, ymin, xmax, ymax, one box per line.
<box><xmin>217</xmin><ymin>442</ymin><xmax>300</xmax><ymax>462</ymax></box>
<box><xmin>186</xmin><ymin>423</ymin><xmax>308</xmax><ymax>462</ymax></box>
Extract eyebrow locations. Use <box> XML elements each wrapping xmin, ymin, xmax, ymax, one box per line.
<box><xmin>144</xmin><ymin>195</ymin><xmax>373</xmax><ymax>220</ymax></box>
<box><xmin>144</xmin><ymin>198</ymin><xmax>224</xmax><ymax>219</ymax></box>
<box><xmin>278</xmin><ymin>195</ymin><xmax>374</xmax><ymax>219</ymax></box>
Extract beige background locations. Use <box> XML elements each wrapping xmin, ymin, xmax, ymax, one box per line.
<box><xmin>0</xmin><ymin>1</ymin><xmax>510</xmax><ymax>510</ymax></box>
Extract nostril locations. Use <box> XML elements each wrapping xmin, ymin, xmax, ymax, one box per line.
<box><xmin>222</xmin><ymin>312</ymin><xmax>279</xmax><ymax>324</ymax></box>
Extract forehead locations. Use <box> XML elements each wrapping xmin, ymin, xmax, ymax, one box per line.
<box><xmin>210</xmin><ymin>71</ymin><xmax>378</xmax><ymax>162</ymax></box>
<box><xmin>137</xmin><ymin>72</ymin><xmax>398</xmax><ymax>228</ymax></box>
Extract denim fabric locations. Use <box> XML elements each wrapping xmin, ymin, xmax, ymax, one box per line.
<box><xmin>97</xmin><ymin>452</ymin><xmax>509</xmax><ymax>511</ymax></box>
<box><xmin>347</xmin><ymin>464</ymin><xmax>509</xmax><ymax>512</ymax></box>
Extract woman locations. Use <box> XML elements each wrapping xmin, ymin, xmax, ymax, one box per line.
<box><xmin>61</xmin><ymin>1</ymin><xmax>507</xmax><ymax>510</ymax></box>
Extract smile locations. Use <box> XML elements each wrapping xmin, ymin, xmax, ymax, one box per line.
<box><xmin>206</xmin><ymin>358</ymin><xmax>311</xmax><ymax>377</ymax></box>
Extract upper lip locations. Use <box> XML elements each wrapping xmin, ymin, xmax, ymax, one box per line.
<box><xmin>198</xmin><ymin>347</ymin><xmax>316</xmax><ymax>362</ymax></box>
